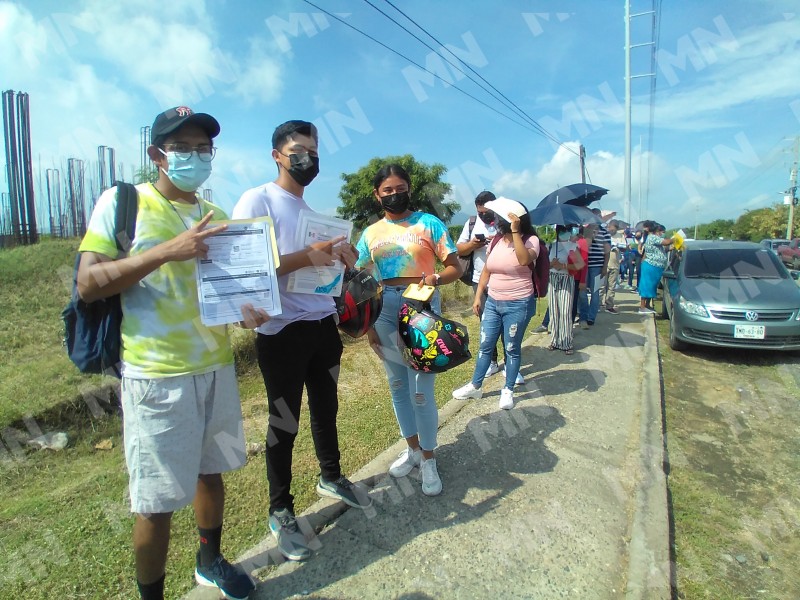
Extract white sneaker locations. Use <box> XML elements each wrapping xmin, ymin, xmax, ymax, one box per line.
<box><xmin>498</xmin><ymin>388</ymin><xmax>514</xmax><ymax>410</ymax></box>
<box><xmin>388</xmin><ymin>447</ymin><xmax>422</xmax><ymax>478</ymax></box>
<box><xmin>484</xmin><ymin>361</ymin><xmax>501</xmax><ymax>377</ymax></box>
<box><xmin>638</xmin><ymin>308</ymin><xmax>655</xmax><ymax>314</ymax></box>
<box><xmin>420</xmin><ymin>457</ymin><xmax>442</xmax><ymax>496</ymax></box>
<box><xmin>502</xmin><ymin>368</ymin><xmax>525</xmax><ymax>386</ymax></box>
<box><xmin>452</xmin><ymin>382</ymin><xmax>482</xmax><ymax>400</ymax></box>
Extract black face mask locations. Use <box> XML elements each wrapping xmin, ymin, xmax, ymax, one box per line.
<box><xmin>284</xmin><ymin>152</ymin><xmax>319</xmax><ymax>186</ymax></box>
<box><xmin>478</xmin><ymin>211</ymin><xmax>494</xmax><ymax>225</ymax></box>
<box><xmin>381</xmin><ymin>191</ymin><xmax>410</xmax><ymax>215</ymax></box>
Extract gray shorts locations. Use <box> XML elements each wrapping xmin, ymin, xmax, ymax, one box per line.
<box><xmin>121</xmin><ymin>364</ymin><xmax>246</xmax><ymax>514</ymax></box>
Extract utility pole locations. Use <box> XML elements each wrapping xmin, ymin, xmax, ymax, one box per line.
<box><xmin>623</xmin><ymin>0</ymin><xmax>631</xmax><ymax>224</ymax></box>
<box><xmin>579</xmin><ymin>144</ymin><xmax>586</xmax><ymax>183</ymax></box>
<box><xmin>787</xmin><ymin>137</ymin><xmax>798</xmax><ymax>240</ymax></box>
<box><xmin>624</xmin><ymin>0</ymin><xmax>657</xmax><ymax>225</ymax></box>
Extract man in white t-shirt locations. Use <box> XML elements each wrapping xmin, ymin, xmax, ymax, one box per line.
<box><xmin>456</xmin><ymin>191</ymin><xmax>513</xmax><ymax>380</ymax></box>
<box><xmin>232</xmin><ymin>120</ymin><xmax>371</xmax><ymax>563</ymax></box>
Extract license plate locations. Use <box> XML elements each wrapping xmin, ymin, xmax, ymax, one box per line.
<box><xmin>734</xmin><ymin>324</ymin><xmax>765</xmax><ymax>339</ymax></box>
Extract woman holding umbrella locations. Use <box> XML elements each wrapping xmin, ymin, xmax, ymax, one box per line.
<box><xmin>548</xmin><ymin>224</ymin><xmax>585</xmax><ymax>354</ymax></box>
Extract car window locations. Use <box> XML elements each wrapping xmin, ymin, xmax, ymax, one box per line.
<box><xmin>684</xmin><ymin>248</ymin><xmax>788</xmax><ymax>279</ymax></box>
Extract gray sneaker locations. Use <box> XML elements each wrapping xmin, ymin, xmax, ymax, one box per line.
<box><xmin>316</xmin><ymin>476</ymin><xmax>373</xmax><ymax>509</ymax></box>
<box><xmin>269</xmin><ymin>508</ymin><xmax>311</xmax><ymax>561</ymax></box>
<box><xmin>533</xmin><ymin>324</ymin><xmax>548</xmax><ymax>333</ymax></box>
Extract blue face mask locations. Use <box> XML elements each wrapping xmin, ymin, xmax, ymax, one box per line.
<box><xmin>160</xmin><ymin>149</ymin><xmax>212</xmax><ymax>192</ymax></box>
<box><xmin>558</xmin><ymin>231</ymin><xmax>571</xmax><ymax>241</ymax></box>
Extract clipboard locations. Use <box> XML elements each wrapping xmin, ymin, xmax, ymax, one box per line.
<box><xmin>402</xmin><ymin>283</ymin><xmax>435</xmax><ymax>302</ymax></box>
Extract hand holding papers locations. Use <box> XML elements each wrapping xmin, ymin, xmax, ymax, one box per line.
<box><xmin>287</xmin><ymin>210</ymin><xmax>354</xmax><ymax>296</ymax></box>
<box><xmin>196</xmin><ymin>217</ymin><xmax>282</xmax><ymax>326</ymax></box>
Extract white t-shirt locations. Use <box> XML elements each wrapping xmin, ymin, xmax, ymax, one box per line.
<box><xmin>549</xmin><ymin>240</ymin><xmax>579</xmax><ymax>274</ymax></box>
<box><xmin>232</xmin><ymin>182</ymin><xmax>336</xmax><ymax>335</ymax></box>
<box><xmin>456</xmin><ymin>217</ymin><xmax>498</xmax><ymax>284</ymax></box>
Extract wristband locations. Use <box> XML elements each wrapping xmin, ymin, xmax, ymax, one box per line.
<box><xmin>433</xmin><ymin>273</ymin><xmax>441</xmax><ymax>286</ymax></box>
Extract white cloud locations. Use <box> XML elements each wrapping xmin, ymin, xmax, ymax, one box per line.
<box><xmin>492</xmin><ymin>142</ymin><xmax>673</xmax><ymax>223</ymax></box>
<box><xmin>640</xmin><ymin>18</ymin><xmax>800</xmax><ymax>130</ymax></box>
<box><xmin>229</xmin><ymin>39</ymin><xmax>283</xmax><ymax>106</ymax></box>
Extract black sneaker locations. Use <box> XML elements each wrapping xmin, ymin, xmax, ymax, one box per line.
<box><xmin>269</xmin><ymin>508</ymin><xmax>311</xmax><ymax>561</ymax></box>
<box><xmin>194</xmin><ymin>552</ymin><xmax>255</xmax><ymax>600</ymax></box>
<box><xmin>316</xmin><ymin>476</ymin><xmax>373</xmax><ymax>509</ymax></box>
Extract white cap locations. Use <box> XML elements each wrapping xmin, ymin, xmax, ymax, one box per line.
<box><xmin>484</xmin><ymin>197</ymin><xmax>526</xmax><ymax>222</ymax></box>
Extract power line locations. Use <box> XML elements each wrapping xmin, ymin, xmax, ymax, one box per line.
<box><xmin>299</xmin><ymin>0</ymin><xmax>576</xmax><ymax>150</ymax></box>
<box><xmin>375</xmin><ymin>0</ymin><xmax>577</xmax><ymax>153</ymax></box>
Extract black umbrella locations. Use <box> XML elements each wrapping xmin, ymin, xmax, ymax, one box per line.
<box><xmin>538</xmin><ymin>183</ymin><xmax>609</xmax><ymax>207</ymax></box>
<box><xmin>528</xmin><ymin>202</ymin><xmax>602</xmax><ymax>227</ymax></box>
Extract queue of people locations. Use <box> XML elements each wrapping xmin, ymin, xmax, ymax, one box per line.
<box><xmin>77</xmin><ymin>106</ymin><xmax>667</xmax><ymax>600</ymax></box>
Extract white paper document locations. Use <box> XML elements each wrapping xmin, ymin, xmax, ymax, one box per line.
<box><xmin>286</xmin><ymin>210</ymin><xmax>354</xmax><ymax>296</ymax></box>
<box><xmin>196</xmin><ymin>217</ymin><xmax>282</xmax><ymax>326</ymax></box>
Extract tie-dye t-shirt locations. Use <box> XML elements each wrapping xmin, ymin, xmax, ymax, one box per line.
<box><xmin>79</xmin><ymin>183</ymin><xmax>233</xmax><ymax>378</ymax></box>
<box><xmin>355</xmin><ymin>212</ymin><xmax>456</xmax><ymax>279</ymax></box>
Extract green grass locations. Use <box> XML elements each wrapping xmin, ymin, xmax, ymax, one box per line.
<box><xmin>2</xmin><ymin>239</ymin><xmax>539</xmax><ymax>599</ymax></box>
<box><xmin>656</xmin><ymin>313</ymin><xmax>800</xmax><ymax>600</ymax></box>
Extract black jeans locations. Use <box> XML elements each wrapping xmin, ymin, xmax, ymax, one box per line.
<box><xmin>256</xmin><ymin>316</ymin><xmax>343</xmax><ymax>514</ymax></box>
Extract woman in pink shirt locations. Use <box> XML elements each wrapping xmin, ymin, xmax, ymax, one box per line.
<box><xmin>453</xmin><ymin>198</ymin><xmax>539</xmax><ymax>410</ymax></box>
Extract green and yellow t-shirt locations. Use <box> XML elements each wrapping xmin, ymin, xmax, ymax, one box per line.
<box><xmin>79</xmin><ymin>183</ymin><xmax>234</xmax><ymax>378</ymax></box>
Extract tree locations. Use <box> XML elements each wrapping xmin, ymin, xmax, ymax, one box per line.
<box><xmin>337</xmin><ymin>155</ymin><xmax>460</xmax><ymax>231</ymax></box>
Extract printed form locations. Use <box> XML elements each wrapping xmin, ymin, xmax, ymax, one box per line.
<box><xmin>196</xmin><ymin>217</ymin><xmax>282</xmax><ymax>326</ymax></box>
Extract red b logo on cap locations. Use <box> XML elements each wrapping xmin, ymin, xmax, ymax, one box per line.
<box><xmin>175</xmin><ymin>106</ymin><xmax>193</xmax><ymax>117</ymax></box>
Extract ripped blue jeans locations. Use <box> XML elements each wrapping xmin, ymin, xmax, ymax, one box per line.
<box><xmin>373</xmin><ymin>286</ymin><xmax>440</xmax><ymax>452</ymax></box>
<box><xmin>471</xmin><ymin>294</ymin><xmax>536</xmax><ymax>391</ymax></box>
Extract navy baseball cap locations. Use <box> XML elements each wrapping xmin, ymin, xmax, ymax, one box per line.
<box><xmin>151</xmin><ymin>106</ymin><xmax>220</xmax><ymax>144</ymax></box>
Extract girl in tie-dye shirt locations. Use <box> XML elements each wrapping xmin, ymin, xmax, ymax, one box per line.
<box><xmin>355</xmin><ymin>163</ymin><xmax>461</xmax><ymax>497</ymax></box>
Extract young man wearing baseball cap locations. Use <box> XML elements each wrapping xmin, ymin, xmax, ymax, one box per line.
<box><xmin>77</xmin><ymin>106</ymin><xmax>266</xmax><ymax>600</ymax></box>
<box><xmin>232</xmin><ymin>120</ymin><xmax>372</xmax><ymax>563</ymax></box>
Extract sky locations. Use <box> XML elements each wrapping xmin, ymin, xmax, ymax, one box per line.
<box><xmin>1</xmin><ymin>0</ymin><xmax>799</xmax><ymax>232</ymax></box>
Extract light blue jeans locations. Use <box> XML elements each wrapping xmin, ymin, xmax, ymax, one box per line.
<box><xmin>579</xmin><ymin>265</ymin><xmax>603</xmax><ymax>323</ymax></box>
<box><xmin>471</xmin><ymin>294</ymin><xmax>536</xmax><ymax>390</ymax></box>
<box><xmin>373</xmin><ymin>286</ymin><xmax>441</xmax><ymax>452</ymax></box>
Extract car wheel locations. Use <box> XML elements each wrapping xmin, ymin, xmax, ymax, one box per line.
<box><xmin>668</xmin><ymin>315</ymin><xmax>688</xmax><ymax>351</ymax></box>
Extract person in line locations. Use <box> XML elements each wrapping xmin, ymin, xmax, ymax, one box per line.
<box><xmin>357</xmin><ymin>163</ymin><xmax>462</xmax><ymax>497</ymax></box>
<box><xmin>638</xmin><ymin>221</ymin><xmax>673</xmax><ymax>314</ymax></box>
<box><xmin>233</xmin><ymin>120</ymin><xmax>371</xmax><ymax>563</ymax></box>
<box><xmin>534</xmin><ymin>225</ymin><xmax>585</xmax><ymax>334</ymax></box>
<box><xmin>601</xmin><ymin>219</ymin><xmax>621</xmax><ymax>314</ymax></box>
<box><xmin>77</xmin><ymin>107</ymin><xmax>266</xmax><ymax>600</ymax></box>
<box><xmin>452</xmin><ymin>198</ymin><xmax>539</xmax><ymax>409</ymax></box>
<box><xmin>572</xmin><ymin>225</ymin><xmax>589</xmax><ymax>327</ymax></box>
<box><xmin>547</xmin><ymin>224</ymin><xmax>585</xmax><ymax>355</ymax></box>
<box><xmin>456</xmin><ymin>191</ymin><xmax>509</xmax><ymax>380</ymax></box>
<box><xmin>578</xmin><ymin>209</ymin><xmax>611</xmax><ymax>328</ymax></box>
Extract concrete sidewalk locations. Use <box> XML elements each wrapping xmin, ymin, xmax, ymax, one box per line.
<box><xmin>188</xmin><ymin>292</ymin><xmax>670</xmax><ymax>600</ymax></box>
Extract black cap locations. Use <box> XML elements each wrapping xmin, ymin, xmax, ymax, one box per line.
<box><xmin>151</xmin><ymin>106</ymin><xmax>220</xmax><ymax>144</ymax></box>
<box><xmin>272</xmin><ymin>120</ymin><xmax>318</xmax><ymax>149</ymax></box>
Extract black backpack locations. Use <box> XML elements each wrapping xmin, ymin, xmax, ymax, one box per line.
<box><xmin>457</xmin><ymin>216</ymin><xmax>477</xmax><ymax>285</ymax></box>
<box><xmin>62</xmin><ymin>182</ymin><xmax>138</xmax><ymax>377</ymax></box>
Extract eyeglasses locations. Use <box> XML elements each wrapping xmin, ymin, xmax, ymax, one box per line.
<box><xmin>161</xmin><ymin>144</ymin><xmax>217</xmax><ymax>162</ymax></box>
